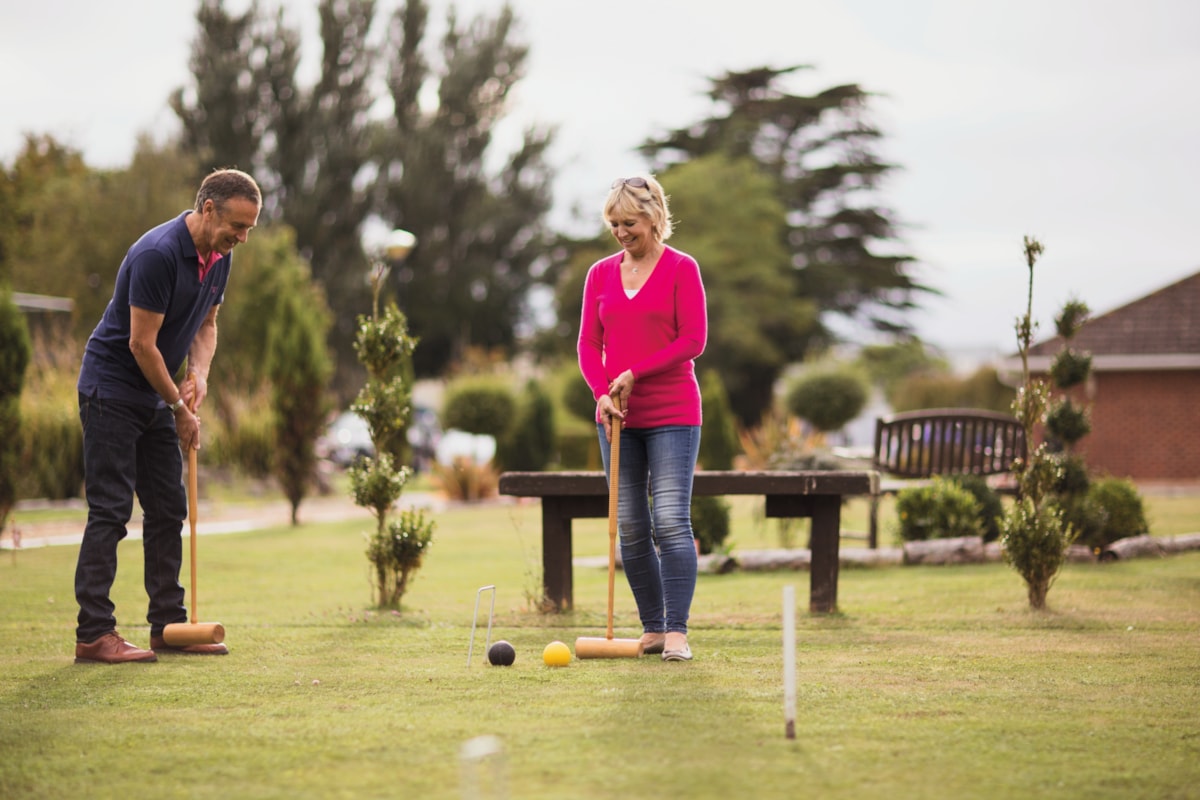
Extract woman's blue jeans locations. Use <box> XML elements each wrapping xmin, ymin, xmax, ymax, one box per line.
<box><xmin>597</xmin><ymin>424</ymin><xmax>700</xmax><ymax>635</ymax></box>
<box><xmin>75</xmin><ymin>393</ymin><xmax>188</xmax><ymax>642</ymax></box>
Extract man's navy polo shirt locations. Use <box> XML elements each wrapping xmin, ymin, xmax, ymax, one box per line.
<box><xmin>77</xmin><ymin>211</ymin><xmax>231</xmax><ymax>407</ymax></box>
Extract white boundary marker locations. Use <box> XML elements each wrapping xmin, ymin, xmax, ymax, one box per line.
<box><xmin>783</xmin><ymin>584</ymin><xmax>797</xmax><ymax>739</ymax></box>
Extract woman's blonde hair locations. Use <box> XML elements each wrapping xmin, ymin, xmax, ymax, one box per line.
<box><xmin>603</xmin><ymin>174</ymin><xmax>673</xmax><ymax>242</ymax></box>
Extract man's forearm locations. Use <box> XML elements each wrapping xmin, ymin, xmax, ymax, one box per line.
<box><xmin>130</xmin><ymin>345</ymin><xmax>186</xmax><ymax>405</ymax></box>
<box><xmin>187</xmin><ymin>317</ymin><xmax>218</xmax><ymax>380</ymax></box>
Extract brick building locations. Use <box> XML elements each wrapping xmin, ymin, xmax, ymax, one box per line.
<box><xmin>999</xmin><ymin>270</ymin><xmax>1200</xmax><ymax>484</ymax></box>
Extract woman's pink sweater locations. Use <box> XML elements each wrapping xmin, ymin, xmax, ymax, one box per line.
<box><xmin>577</xmin><ymin>246</ymin><xmax>708</xmax><ymax>428</ymax></box>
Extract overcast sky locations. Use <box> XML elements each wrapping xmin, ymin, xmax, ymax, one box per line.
<box><xmin>3</xmin><ymin>0</ymin><xmax>1198</xmax><ymax>361</ymax></box>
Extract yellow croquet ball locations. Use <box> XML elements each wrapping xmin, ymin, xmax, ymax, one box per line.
<box><xmin>542</xmin><ymin>640</ymin><xmax>571</xmax><ymax>667</ymax></box>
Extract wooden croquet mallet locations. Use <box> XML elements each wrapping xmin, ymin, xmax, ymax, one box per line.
<box><xmin>574</xmin><ymin>394</ymin><xmax>644</xmax><ymax>659</ymax></box>
<box><xmin>162</xmin><ymin>386</ymin><xmax>225</xmax><ymax>647</ymax></box>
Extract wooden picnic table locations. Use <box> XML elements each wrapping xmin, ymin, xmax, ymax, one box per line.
<box><xmin>497</xmin><ymin>470</ymin><xmax>878</xmax><ymax>614</ymax></box>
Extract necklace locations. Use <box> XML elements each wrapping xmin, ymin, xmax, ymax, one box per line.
<box><xmin>627</xmin><ymin>247</ymin><xmax>660</xmax><ymax>275</ymax></box>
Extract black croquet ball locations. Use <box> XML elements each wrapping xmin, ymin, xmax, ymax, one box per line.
<box><xmin>487</xmin><ymin>640</ymin><xmax>516</xmax><ymax>666</ymax></box>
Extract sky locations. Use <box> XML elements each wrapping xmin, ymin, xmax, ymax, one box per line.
<box><xmin>3</xmin><ymin>0</ymin><xmax>1199</xmax><ymax>364</ymax></box>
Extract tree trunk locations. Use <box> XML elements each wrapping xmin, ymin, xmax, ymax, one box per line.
<box><xmin>1027</xmin><ymin>580</ymin><xmax>1048</xmax><ymax>610</ymax></box>
<box><xmin>375</xmin><ymin>564</ymin><xmax>390</xmax><ymax>608</ymax></box>
<box><xmin>393</xmin><ymin>568</ymin><xmax>411</xmax><ymax>608</ymax></box>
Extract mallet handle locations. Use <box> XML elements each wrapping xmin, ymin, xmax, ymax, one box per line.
<box><xmin>606</xmin><ymin>396</ymin><xmax>622</xmax><ymax>641</ymax></box>
<box><xmin>188</xmin><ymin>446</ymin><xmax>198</xmax><ymax>624</ymax></box>
<box><xmin>186</xmin><ymin>383</ymin><xmax>199</xmax><ymax>625</ymax></box>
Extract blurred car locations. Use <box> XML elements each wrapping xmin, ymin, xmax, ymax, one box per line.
<box><xmin>318</xmin><ymin>407</ymin><xmax>444</xmax><ymax>471</ymax></box>
<box><xmin>435</xmin><ymin>429</ymin><xmax>496</xmax><ymax>465</ymax></box>
<box><xmin>317</xmin><ymin>412</ymin><xmax>374</xmax><ymax>468</ymax></box>
<box><xmin>406</xmin><ymin>405</ymin><xmax>441</xmax><ymax>473</ymax></box>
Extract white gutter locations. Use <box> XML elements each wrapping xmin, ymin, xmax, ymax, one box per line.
<box><xmin>13</xmin><ymin>292</ymin><xmax>74</xmax><ymax>313</ymax></box>
<box><xmin>997</xmin><ymin>353</ymin><xmax>1200</xmax><ymax>384</ymax></box>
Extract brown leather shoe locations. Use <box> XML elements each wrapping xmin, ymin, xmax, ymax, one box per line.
<box><xmin>74</xmin><ymin>632</ymin><xmax>158</xmax><ymax>664</ymax></box>
<box><xmin>150</xmin><ymin>635</ymin><xmax>229</xmax><ymax>655</ymax></box>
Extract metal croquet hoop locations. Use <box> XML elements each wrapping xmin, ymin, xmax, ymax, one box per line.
<box><xmin>466</xmin><ymin>585</ymin><xmax>496</xmax><ymax>667</ymax></box>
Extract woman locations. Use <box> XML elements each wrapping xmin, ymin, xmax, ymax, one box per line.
<box><xmin>577</xmin><ymin>174</ymin><xmax>708</xmax><ymax>662</ymax></box>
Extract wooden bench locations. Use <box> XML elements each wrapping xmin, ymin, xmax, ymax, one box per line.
<box><xmin>497</xmin><ymin>470</ymin><xmax>877</xmax><ymax>614</ymax></box>
<box><xmin>868</xmin><ymin>408</ymin><xmax>1026</xmax><ymax>547</ymax></box>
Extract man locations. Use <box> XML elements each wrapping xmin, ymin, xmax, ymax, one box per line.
<box><xmin>73</xmin><ymin>169</ymin><xmax>261</xmax><ymax>664</ymax></box>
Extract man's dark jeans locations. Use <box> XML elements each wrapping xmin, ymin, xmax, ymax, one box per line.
<box><xmin>75</xmin><ymin>393</ymin><xmax>188</xmax><ymax>643</ymax></box>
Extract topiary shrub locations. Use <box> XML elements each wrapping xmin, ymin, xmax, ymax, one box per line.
<box><xmin>894</xmin><ymin>477</ymin><xmax>983</xmax><ymax>542</ymax></box>
<box><xmin>0</xmin><ymin>288</ymin><xmax>32</xmax><ymax>533</ymax></box>
<box><xmin>691</xmin><ymin>494</ymin><xmax>731</xmax><ymax>555</ymax></box>
<box><xmin>1058</xmin><ymin>492</ymin><xmax>1105</xmax><ymax>553</ymax></box>
<box><xmin>1044</xmin><ymin>397</ymin><xmax>1091</xmax><ymax>446</ymax></box>
<box><xmin>949</xmin><ymin>474</ymin><xmax>1003</xmax><ymax>543</ymax></box>
<box><xmin>784</xmin><ymin>368</ymin><xmax>868</xmax><ymax>435</ymax></box>
<box><xmin>365</xmin><ymin>508</ymin><xmax>435</xmax><ymax>606</ymax></box>
<box><xmin>1054</xmin><ymin>453</ymin><xmax>1094</xmax><ymax>542</ymax></box>
<box><xmin>556</xmin><ymin>430</ymin><xmax>597</xmax><ymax>469</ymax></box>
<box><xmin>1001</xmin><ymin>238</ymin><xmax>1081</xmax><ymax>609</ymax></box>
<box><xmin>496</xmin><ymin>378</ymin><xmax>556</xmax><ymax>471</ymax></box>
<box><xmin>1049</xmin><ymin>348</ymin><xmax>1092</xmax><ymax>389</ymax></box>
<box><xmin>442</xmin><ymin>377</ymin><xmax>516</xmax><ymax>439</ymax></box>
<box><xmin>1077</xmin><ymin>477</ymin><xmax>1149</xmax><ymax>551</ymax></box>
<box><xmin>353</xmin><ymin>267</ymin><xmax>434</xmax><ymax>610</ymax></box>
<box><xmin>699</xmin><ymin>369</ymin><xmax>740</xmax><ymax>470</ymax></box>
<box><xmin>1054</xmin><ymin>453</ymin><xmax>1090</xmax><ymax>495</ymax></box>
<box><xmin>562</xmin><ymin>369</ymin><xmax>599</xmax><ymax>423</ymax></box>
<box><xmin>1002</xmin><ymin>496</ymin><xmax>1072</xmax><ymax>608</ymax></box>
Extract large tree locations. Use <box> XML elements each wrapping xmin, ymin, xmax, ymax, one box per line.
<box><xmin>0</xmin><ymin>135</ymin><xmax>92</xmax><ymax>297</ymax></box>
<box><xmin>169</xmin><ymin>0</ymin><xmax>265</xmax><ymax>178</ymax></box>
<box><xmin>173</xmin><ymin>0</ymin><xmax>380</xmax><ymax>389</ymax></box>
<box><xmin>172</xmin><ymin>0</ymin><xmax>555</xmax><ymax>384</ymax></box>
<box><xmin>1</xmin><ymin>135</ymin><xmax>196</xmax><ymax>339</ymax></box>
<box><xmin>640</xmin><ymin>66</ymin><xmax>933</xmax><ymax>345</ymax></box>
<box><xmin>375</xmin><ymin>0</ymin><xmax>555</xmax><ymax>376</ymax></box>
<box><xmin>667</xmin><ymin>154</ymin><xmax>818</xmax><ymax>423</ymax></box>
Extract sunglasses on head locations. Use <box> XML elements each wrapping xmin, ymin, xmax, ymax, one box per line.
<box><xmin>612</xmin><ymin>176</ymin><xmax>650</xmax><ymax>190</ymax></box>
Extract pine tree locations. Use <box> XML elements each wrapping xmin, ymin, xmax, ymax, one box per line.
<box><xmin>641</xmin><ymin>66</ymin><xmax>928</xmax><ymax>341</ymax></box>
<box><xmin>375</xmin><ymin>0</ymin><xmax>555</xmax><ymax>376</ymax></box>
<box><xmin>264</xmin><ymin>256</ymin><xmax>334</xmax><ymax>526</ymax></box>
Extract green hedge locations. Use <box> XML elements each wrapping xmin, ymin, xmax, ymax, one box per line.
<box><xmin>894</xmin><ymin>477</ymin><xmax>983</xmax><ymax>542</ymax></box>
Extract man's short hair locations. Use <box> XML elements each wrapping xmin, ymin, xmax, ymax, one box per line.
<box><xmin>195</xmin><ymin>168</ymin><xmax>262</xmax><ymax>212</ymax></box>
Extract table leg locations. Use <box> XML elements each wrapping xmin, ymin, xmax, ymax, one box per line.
<box><xmin>541</xmin><ymin>497</ymin><xmax>574</xmax><ymax>611</ymax></box>
<box><xmin>808</xmin><ymin>495</ymin><xmax>840</xmax><ymax>613</ymax></box>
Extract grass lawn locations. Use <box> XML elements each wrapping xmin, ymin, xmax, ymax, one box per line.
<box><xmin>2</xmin><ymin>494</ymin><xmax>1198</xmax><ymax>799</ymax></box>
